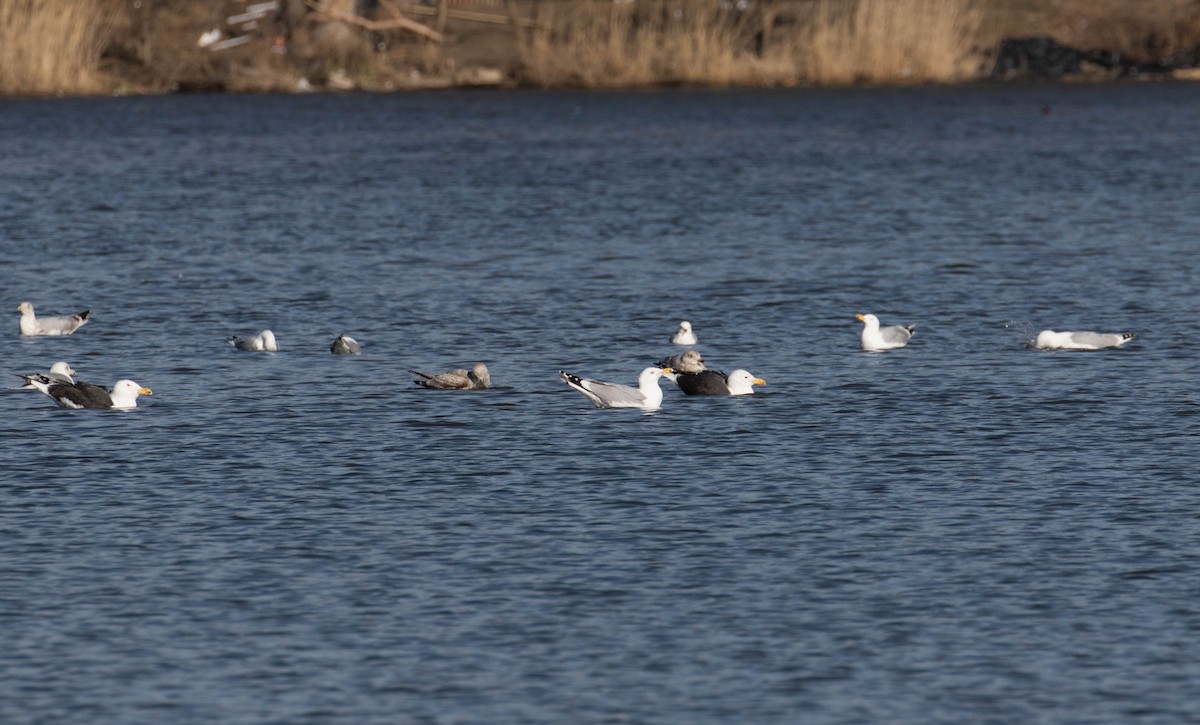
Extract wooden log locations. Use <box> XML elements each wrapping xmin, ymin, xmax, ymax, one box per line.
<box><xmin>402</xmin><ymin>4</ymin><xmax>539</xmax><ymax>29</ymax></box>
<box><xmin>306</xmin><ymin>1</ymin><xmax>444</xmax><ymax>42</ymax></box>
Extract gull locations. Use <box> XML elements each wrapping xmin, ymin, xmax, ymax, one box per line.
<box><xmin>1035</xmin><ymin>330</ymin><xmax>1136</xmax><ymax>350</ymax></box>
<box><xmin>228</xmin><ymin>329</ymin><xmax>278</xmax><ymax>352</ymax></box>
<box><xmin>675</xmin><ymin>369</ymin><xmax>765</xmax><ymax>396</ymax></box>
<box><xmin>16</xmin><ymin>361</ymin><xmax>76</xmax><ymax>392</ymax></box>
<box><xmin>330</xmin><ymin>334</ymin><xmax>362</xmax><ymax>355</ymax></box>
<box><xmin>17</xmin><ymin>301</ymin><xmax>90</xmax><ymax>336</ymax></box>
<box><xmin>559</xmin><ymin>367</ymin><xmax>672</xmax><ymax>410</ymax></box>
<box><xmin>671</xmin><ymin>321</ymin><xmax>697</xmax><ymax>345</ymax></box>
<box><xmin>655</xmin><ymin>349</ymin><xmax>705</xmax><ymax>381</ymax></box>
<box><xmin>857</xmin><ymin>313</ymin><xmax>915</xmax><ymax>351</ymax></box>
<box><xmin>410</xmin><ymin>362</ymin><xmax>491</xmax><ymax>390</ymax></box>
<box><xmin>36</xmin><ymin>378</ymin><xmax>152</xmax><ymax>409</ymax></box>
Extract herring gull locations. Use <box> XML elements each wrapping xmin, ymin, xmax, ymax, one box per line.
<box><xmin>18</xmin><ymin>301</ymin><xmax>90</xmax><ymax>336</ymax></box>
<box><xmin>655</xmin><ymin>349</ymin><xmax>705</xmax><ymax>381</ymax></box>
<box><xmin>36</xmin><ymin>378</ymin><xmax>152</xmax><ymax>409</ymax></box>
<box><xmin>330</xmin><ymin>334</ymin><xmax>362</xmax><ymax>355</ymax></box>
<box><xmin>1035</xmin><ymin>330</ymin><xmax>1136</xmax><ymax>350</ymax></box>
<box><xmin>671</xmin><ymin>321</ymin><xmax>697</xmax><ymax>346</ymax></box>
<box><xmin>857</xmin><ymin>313</ymin><xmax>915</xmax><ymax>351</ymax></box>
<box><xmin>559</xmin><ymin>367</ymin><xmax>672</xmax><ymax>410</ymax></box>
<box><xmin>228</xmin><ymin>329</ymin><xmax>278</xmax><ymax>352</ymax></box>
<box><xmin>675</xmin><ymin>369</ymin><xmax>765</xmax><ymax>396</ymax></box>
<box><xmin>410</xmin><ymin>362</ymin><xmax>491</xmax><ymax>390</ymax></box>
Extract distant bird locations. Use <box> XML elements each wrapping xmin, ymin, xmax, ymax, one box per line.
<box><xmin>655</xmin><ymin>349</ymin><xmax>705</xmax><ymax>381</ymax></box>
<box><xmin>330</xmin><ymin>334</ymin><xmax>362</xmax><ymax>355</ymax></box>
<box><xmin>671</xmin><ymin>320</ymin><xmax>697</xmax><ymax>346</ymax></box>
<box><xmin>1035</xmin><ymin>330</ymin><xmax>1136</xmax><ymax>350</ymax></box>
<box><xmin>410</xmin><ymin>362</ymin><xmax>491</xmax><ymax>390</ymax></box>
<box><xmin>228</xmin><ymin>329</ymin><xmax>278</xmax><ymax>352</ymax></box>
<box><xmin>856</xmin><ymin>313</ymin><xmax>915</xmax><ymax>351</ymax></box>
<box><xmin>17</xmin><ymin>301</ymin><xmax>90</xmax><ymax>336</ymax></box>
<box><xmin>559</xmin><ymin>367</ymin><xmax>672</xmax><ymax>410</ymax></box>
<box><xmin>16</xmin><ymin>361</ymin><xmax>76</xmax><ymax>392</ymax></box>
<box><xmin>36</xmin><ymin>378</ymin><xmax>152</xmax><ymax>410</ymax></box>
<box><xmin>675</xmin><ymin>369</ymin><xmax>765</xmax><ymax>396</ymax></box>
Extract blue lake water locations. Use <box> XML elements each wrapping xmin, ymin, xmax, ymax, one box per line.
<box><xmin>2</xmin><ymin>83</ymin><xmax>1199</xmax><ymax>723</ymax></box>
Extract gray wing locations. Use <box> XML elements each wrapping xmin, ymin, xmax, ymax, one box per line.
<box><xmin>880</xmin><ymin>325</ymin><xmax>915</xmax><ymax>344</ymax></box>
<box><xmin>230</xmin><ymin>336</ymin><xmax>257</xmax><ymax>351</ymax></box>
<box><xmin>1068</xmin><ymin>331</ymin><xmax>1125</xmax><ymax>348</ymax></box>
<box><xmin>560</xmin><ymin>371</ymin><xmax>646</xmax><ymax>407</ymax></box>
<box><xmin>34</xmin><ymin>311</ymin><xmax>90</xmax><ymax>335</ymax></box>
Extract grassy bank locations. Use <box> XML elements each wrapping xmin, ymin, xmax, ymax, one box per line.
<box><xmin>1</xmin><ymin>0</ymin><xmax>1198</xmax><ymax>96</ymax></box>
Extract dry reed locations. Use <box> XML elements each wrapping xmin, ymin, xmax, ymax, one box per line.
<box><xmin>0</xmin><ymin>0</ymin><xmax>114</xmax><ymax>95</ymax></box>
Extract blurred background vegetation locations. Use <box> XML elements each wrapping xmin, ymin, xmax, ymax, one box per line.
<box><xmin>2</xmin><ymin>0</ymin><xmax>1198</xmax><ymax>96</ymax></box>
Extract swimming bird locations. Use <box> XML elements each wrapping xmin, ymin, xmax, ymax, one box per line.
<box><xmin>16</xmin><ymin>361</ymin><xmax>76</xmax><ymax>392</ymax></box>
<box><xmin>857</xmin><ymin>313</ymin><xmax>915</xmax><ymax>351</ymax></box>
<box><xmin>37</xmin><ymin>378</ymin><xmax>152</xmax><ymax>409</ymax></box>
<box><xmin>330</xmin><ymin>334</ymin><xmax>362</xmax><ymax>355</ymax></box>
<box><xmin>410</xmin><ymin>362</ymin><xmax>491</xmax><ymax>390</ymax></box>
<box><xmin>671</xmin><ymin>320</ymin><xmax>697</xmax><ymax>345</ymax></box>
<box><xmin>675</xmin><ymin>369</ymin><xmax>765</xmax><ymax>396</ymax></box>
<box><xmin>17</xmin><ymin>301</ymin><xmax>90</xmax><ymax>336</ymax></box>
<box><xmin>1035</xmin><ymin>330</ymin><xmax>1136</xmax><ymax>350</ymax></box>
<box><xmin>559</xmin><ymin>367</ymin><xmax>672</xmax><ymax>410</ymax></box>
<box><xmin>655</xmin><ymin>349</ymin><xmax>705</xmax><ymax>381</ymax></box>
<box><xmin>228</xmin><ymin>329</ymin><xmax>278</xmax><ymax>352</ymax></box>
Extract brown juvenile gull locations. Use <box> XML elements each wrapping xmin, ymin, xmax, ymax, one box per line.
<box><xmin>856</xmin><ymin>313</ymin><xmax>915</xmax><ymax>351</ymax></box>
<box><xmin>330</xmin><ymin>334</ymin><xmax>362</xmax><ymax>355</ymax></box>
<box><xmin>228</xmin><ymin>329</ymin><xmax>278</xmax><ymax>352</ymax></box>
<box><xmin>559</xmin><ymin>367</ymin><xmax>672</xmax><ymax>410</ymax></box>
<box><xmin>410</xmin><ymin>362</ymin><xmax>491</xmax><ymax>390</ymax></box>
<box><xmin>17</xmin><ymin>301</ymin><xmax>90</xmax><ymax>336</ymax></box>
<box><xmin>1035</xmin><ymin>330</ymin><xmax>1136</xmax><ymax>350</ymax></box>
<box><xmin>675</xmin><ymin>369</ymin><xmax>765</xmax><ymax>396</ymax></box>
<box><xmin>36</xmin><ymin>378</ymin><xmax>152</xmax><ymax>410</ymax></box>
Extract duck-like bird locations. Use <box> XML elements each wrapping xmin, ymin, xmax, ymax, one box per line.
<box><xmin>856</xmin><ymin>313</ymin><xmax>915</xmax><ymax>351</ymax></box>
<box><xmin>1035</xmin><ymin>330</ymin><xmax>1136</xmax><ymax>350</ymax></box>
<box><xmin>35</xmin><ymin>378</ymin><xmax>152</xmax><ymax>409</ymax></box>
<box><xmin>410</xmin><ymin>362</ymin><xmax>491</xmax><ymax>390</ymax></box>
<box><xmin>17</xmin><ymin>301</ymin><xmax>90</xmax><ymax>336</ymax></box>
<box><xmin>675</xmin><ymin>369</ymin><xmax>765</xmax><ymax>396</ymax></box>
<box><xmin>228</xmin><ymin>329</ymin><xmax>278</xmax><ymax>352</ymax></box>
<box><xmin>559</xmin><ymin>367</ymin><xmax>672</xmax><ymax>410</ymax></box>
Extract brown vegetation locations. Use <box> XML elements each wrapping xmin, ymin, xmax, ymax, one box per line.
<box><xmin>0</xmin><ymin>0</ymin><xmax>1198</xmax><ymax>96</ymax></box>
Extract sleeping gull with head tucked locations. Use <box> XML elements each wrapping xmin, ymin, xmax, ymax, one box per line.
<box><xmin>34</xmin><ymin>378</ymin><xmax>152</xmax><ymax>409</ymax></box>
<box><xmin>559</xmin><ymin>367</ymin><xmax>672</xmax><ymax>410</ymax></box>
<box><xmin>18</xmin><ymin>301</ymin><xmax>90</xmax><ymax>336</ymax></box>
<box><xmin>675</xmin><ymin>369</ymin><xmax>765</xmax><ymax>396</ymax></box>
<box><xmin>330</xmin><ymin>334</ymin><xmax>362</xmax><ymax>355</ymax></box>
<box><xmin>228</xmin><ymin>329</ymin><xmax>278</xmax><ymax>352</ymax></box>
<box><xmin>655</xmin><ymin>349</ymin><xmax>705</xmax><ymax>381</ymax></box>
<box><xmin>1035</xmin><ymin>330</ymin><xmax>1136</xmax><ymax>350</ymax></box>
<box><xmin>671</xmin><ymin>321</ymin><xmax>697</xmax><ymax>346</ymax></box>
<box><xmin>410</xmin><ymin>362</ymin><xmax>491</xmax><ymax>390</ymax></box>
<box><xmin>857</xmin><ymin>313</ymin><xmax>915</xmax><ymax>351</ymax></box>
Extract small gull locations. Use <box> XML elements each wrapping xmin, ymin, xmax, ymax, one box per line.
<box><xmin>559</xmin><ymin>367</ymin><xmax>672</xmax><ymax>410</ymax></box>
<box><xmin>675</xmin><ymin>369</ymin><xmax>765</xmax><ymax>396</ymax></box>
<box><xmin>857</xmin><ymin>313</ymin><xmax>915</xmax><ymax>351</ymax></box>
<box><xmin>35</xmin><ymin>378</ymin><xmax>152</xmax><ymax>409</ymax></box>
<box><xmin>671</xmin><ymin>321</ymin><xmax>697</xmax><ymax>346</ymax></box>
<box><xmin>17</xmin><ymin>301</ymin><xmax>90</xmax><ymax>336</ymax></box>
<box><xmin>330</xmin><ymin>334</ymin><xmax>362</xmax><ymax>355</ymax></box>
<box><xmin>16</xmin><ymin>361</ymin><xmax>76</xmax><ymax>392</ymax></box>
<box><xmin>1035</xmin><ymin>330</ymin><xmax>1136</xmax><ymax>350</ymax></box>
<box><xmin>228</xmin><ymin>329</ymin><xmax>278</xmax><ymax>352</ymax></box>
<box><xmin>410</xmin><ymin>362</ymin><xmax>491</xmax><ymax>390</ymax></box>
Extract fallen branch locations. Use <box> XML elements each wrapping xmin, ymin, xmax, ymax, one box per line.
<box><xmin>306</xmin><ymin>1</ymin><xmax>444</xmax><ymax>42</ymax></box>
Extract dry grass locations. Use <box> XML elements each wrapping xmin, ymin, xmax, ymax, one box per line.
<box><xmin>797</xmin><ymin>0</ymin><xmax>986</xmax><ymax>85</ymax></box>
<box><xmin>0</xmin><ymin>0</ymin><xmax>115</xmax><ymax>95</ymax></box>
<box><xmin>519</xmin><ymin>0</ymin><xmax>987</xmax><ymax>88</ymax></box>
